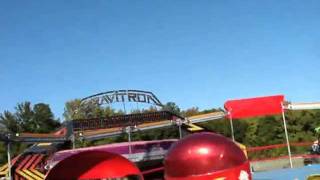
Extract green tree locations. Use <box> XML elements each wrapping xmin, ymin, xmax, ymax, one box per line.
<box><xmin>255</xmin><ymin>116</ymin><xmax>284</xmax><ymax>146</ymax></box>
<box><xmin>162</xmin><ymin>102</ymin><xmax>181</xmax><ymax>115</ymax></box>
<box><xmin>32</xmin><ymin>103</ymin><xmax>60</xmax><ymax>133</ymax></box>
<box><xmin>0</xmin><ymin>142</ymin><xmax>6</xmax><ymax>164</ymax></box>
<box><xmin>63</xmin><ymin>99</ymin><xmax>86</xmax><ymax>120</ymax></box>
<box><xmin>142</xmin><ymin>106</ymin><xmax>158</xmax><ymax>113</ymax></box>
<box><xmin>199</xmin><ymin>119</ymin><xmax>231</xmax><ymax>137</ymax></box>
<box><xmin>1</xmin><ymin>102</ymin><xmax>60</xmax><ymax>133</ymax></box>
<box><xmin>0</xmin><ymin>102</ymin><xmax>59</xmax><ymax>165</ymax></box>
<box><xmin>0</xmin><ymin>111</ymin><xmax>20</xmax><ymax>133</ymax></box>
<box><xmin>181</xmin><ymin>107</ymin><xmax>200</xmax><ymax>117</ymax></box>
<box><xmin>243</xmin><ymin>118</ymin><xmax>259</xmax><ymax>146</ymax></box>
<box><xmin>199</xmin><ymin>108</ymin><xmax>221</xmax><ymax>114</ymax></box>
<box><xmin>63</xmin><ymin>99</ymin><xmax>120</xmax><ymax>120</ymax></box>
<box><xmin>15</xmin><ymin>102</ymin><xmax>34</xmax><ymax>132</ymax></box>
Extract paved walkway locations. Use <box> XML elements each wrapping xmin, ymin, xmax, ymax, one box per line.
<box><xmin>254</xmin><ymin>164</ymin><xmax>320</xmax><ymax>180</ymax></box>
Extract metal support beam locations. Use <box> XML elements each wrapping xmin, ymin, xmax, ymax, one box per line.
<box><xmin>126</xmin><ymin>126</ymin><xmax>132</xmax><ymax>155</ymax></box>
<box><xmin>178</xmin><ymin>124</ymin><xmax>182</xmax><ymax>139</ymax></box>
<box><xmin>7</xmin><ymin>141</ymin><xmax>12</xmax><ymax>180</ymax></box>
<box><xmin>281</xmin><ymin>104</ymin><xmax>293</xmax><ymax>168</ymax></box>
<box><xmin>72</xmin><ymin>134</ymin><xmax>75</xmax><ymax>149</ymax></box>
<box><xmin>176</xmin><ymin>119</ymin><xmax>183</xmax><ymax>139</ymax></box>
<box><xmin>228</xmin><ymin>111</ymin><xmax>235</xmax><ymax>141</ymax></box>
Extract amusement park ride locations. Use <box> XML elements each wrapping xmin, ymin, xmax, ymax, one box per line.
<box><xmin>1</xmin><ymin>90</ymin><xmax>320</xmax><ymax>180</ymax></box>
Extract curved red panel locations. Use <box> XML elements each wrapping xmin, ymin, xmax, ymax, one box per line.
<box><xmin>224</xmin><ymin>95</ymin><xmax>284</xmax><ymax>119</ymax></box>
<box><xmin>45</xmin><ymin>151</ymin><xmax>143</xmax><ymax>180</ymax></box>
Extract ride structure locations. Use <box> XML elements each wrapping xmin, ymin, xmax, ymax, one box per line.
<box><xmin>1</xmin><ymin>91</ymin><xmax>320</xmax><ymax>180</ymax></box>
<box><xmin>0</xmin><ymin>109</ymin><xmax>225</xmax><ymax>180</ymax></box>
<box><xmin>0</xmin><ymin>90</ymin><xmax>225</xmax><ymax>180</ymax></box>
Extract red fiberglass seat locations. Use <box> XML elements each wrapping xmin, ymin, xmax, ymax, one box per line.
<box><xmin>45</xmin><ymin>150</ymin><xmax>143</xmax><ymax>180</ymax></box>
<box><xmin>164</xmin><ymin>132</ymin><xmax>251</xmax><ymax>180</ymax></box>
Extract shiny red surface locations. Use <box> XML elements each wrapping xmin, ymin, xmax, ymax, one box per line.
<box><xmin>165</xmin><ymin>161</ymin><xmax>251</xmax><ymax>180</ymax></box>
<box><xmin>164</xmin><ymin>132</ymin><xmax>251</xmax><ymax>179</ymax></box>
<box><xmin>45</xmin><ymin>151</ymin><xmax>143</xmax><ymax>180</ymax></box>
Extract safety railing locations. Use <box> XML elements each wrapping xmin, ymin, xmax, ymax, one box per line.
<box><xmin>247</xmin><ymin>141</ymin><xmax>316</xmax><ymax>162</ymax></box>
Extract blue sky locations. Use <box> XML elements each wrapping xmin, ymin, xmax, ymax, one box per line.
<box><xmin>1</xmin><ymin>0</ymin><xmax>319</xmax><ymax>119</ymax></box>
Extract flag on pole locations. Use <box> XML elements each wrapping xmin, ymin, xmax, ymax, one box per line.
<box><xmin>224</xmin><ymin>95</ymin><xmax>284</xmax><ymax>119</ymax></box>
<box><xmin>224</xmin><ymin>94</ymin><xmax>293</xmax><ymax>168</ymax></box>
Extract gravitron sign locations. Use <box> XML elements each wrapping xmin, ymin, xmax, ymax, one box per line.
<box><xmin>81</xmin><ymin>90</ymin><xmax>163</xmax><ymax>107</ymax></box>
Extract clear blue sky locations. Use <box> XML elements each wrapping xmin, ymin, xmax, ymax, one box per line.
<box><xmin>1</xmin><ymin>0</ymin><xmax>319</xmax><ymax>119</ymax></box>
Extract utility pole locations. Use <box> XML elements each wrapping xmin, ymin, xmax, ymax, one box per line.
<box><xmin>6</xmin><ymin>134</ymin><xmax>12</xmax><ymax>180</ymax></box>
<box><xmin>126</xmin><ymin>126</ymin><xmax>132</xmax><ymax>155</ymax></box>
<box><xmin>281</xmin><ymin>103</ymin><xmax>293</xmax><ymax>168</ymax></box>
<box><xmin>177</xmin><ymin>119</ymin><xmax>183</xmax><ymax>139</ymax></box>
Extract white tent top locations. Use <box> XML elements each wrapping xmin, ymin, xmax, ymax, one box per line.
<box><xmin>286</xmin><ymin>102</ymin><xmax>320</xmax><ymax>110</ymax></box>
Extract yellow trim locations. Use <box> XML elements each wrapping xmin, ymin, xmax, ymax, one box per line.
<box><xmin>0</xmin><ymin>171</ymin><xmax>8</xmax><ymax>176</ymax></box>
<box><xmin>37</xmin><ymin>143</ymin><xmax>52</xmax><ymax>146</ymax></box>
<box><xmin>235</xmin><ymin>142</ymin><xmax>248</xmax><ymax>158</ymax></box>
<box><xmin>0</xmin><ymin>163</ymin><xmax>8</xmax><ymax>177</ymax></box>
<box><xmin>0</xmin><ymin>163</ymin><xmax>8</xmax><ymax>172</ymax></box>
<box><xmin>17</xmin><ymin>170</ymin><xmax>34</xmax><ymax>180</ymax></box>
<box><xmin>307</xmin><ymin>174</ymin><xmax>320</xmax><ymax>180</ymax></box>
<box><xmin>23</xmin><ymin>169</ymin><xmax>43</xmax><ymax>180</ymax></box>
<box><xmin>138</xmin><ymin>120</ymin><xmax>171</xmax><ymax>128</ymax></box>
<box><xmin>188</xmin><ymin>112</ymin><xmax>225</xmax><ymax>120</ymax></box>
<box><xmin>31</xmin><ymin>169</ymin><xmax>45</xmax><ymax>179</ymax></box>
<box><xmin>187</xmin><ymin>123</ymin><xmax>204</xmax><ymax>131</ymax></box>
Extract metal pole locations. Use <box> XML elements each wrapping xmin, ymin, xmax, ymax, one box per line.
<box><xmin>136</xmin><ymin>102</ymin><xmax>139</xmax><ymax>111</ymax></box>
<box><xmin>127</xmin><ymin>126</ymin><xmax>132</xmax><ymax>155</ymax></box>
<box><xmin>7</xmin><ymin>142</ymin><xmax>12</xmax><ymax>180</ymax></box>
<box><xmin>122</xmin><ymin>101</ymin><xmax>127</xmax><ymax>114</ymax></box>
<box><xmin>177</xmin><ymin>119</ymin><xmax>182</xmax><ymax>139</ymax></box>
<box><xmin>72</xmin><ymin>134</ymin><xmax>75</xmax><ymax>149</ymax></box>
<box><xmin>281</xmin><ymin>104</ymin><xmax>293</xmax><ymax>168</ymax></box>
<box><xmin>228</xmin><ymin>112</ymin><xmax>235</xmax><ymax>141</ymax></box>
<box><xmin>178</xmin><ymin>124</ymin><xmax>182</xmax><ymax>139</ymax></box>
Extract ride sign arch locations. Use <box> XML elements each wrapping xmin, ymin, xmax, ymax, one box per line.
<box><xmin>80</xmin><ymin>90</ymin><xmax>163</xmax><ymax>112</ymax></box>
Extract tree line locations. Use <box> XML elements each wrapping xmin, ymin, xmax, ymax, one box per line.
<box><xmin>0</xmin><ymin>102</ymin><xmax>61</xmax><ymax>164</ymax></box>
<box><xmin>1</xmin><ymin>99</ymin><xmax>320</xmax><ymax>164</ymax></box>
